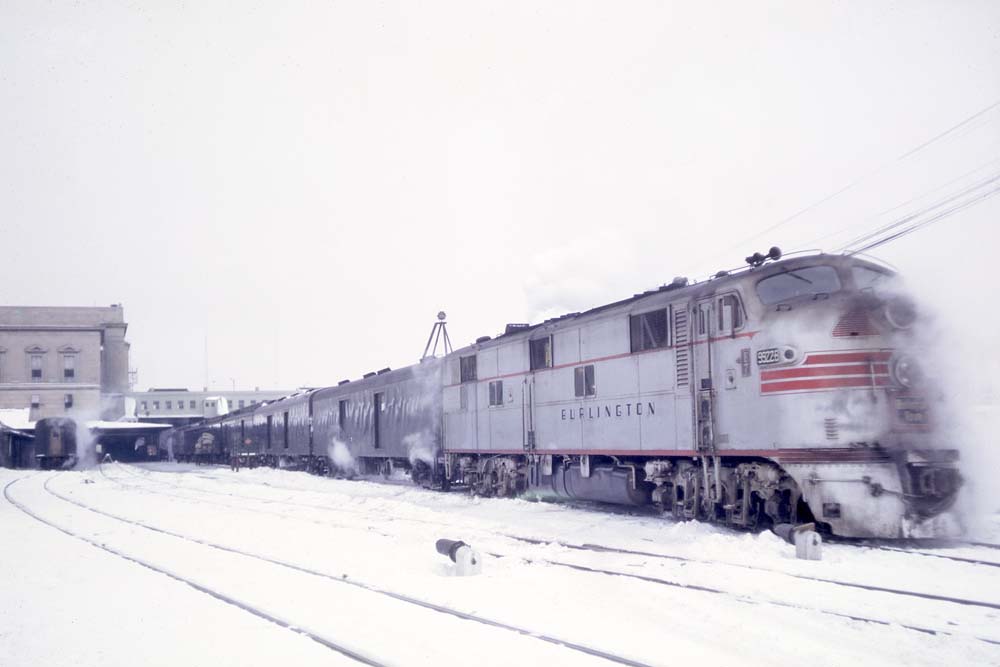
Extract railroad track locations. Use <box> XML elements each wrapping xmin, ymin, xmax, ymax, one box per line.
<box><xmin>108</xmin><ymin>463</ymin><xmax>1000</xmax><ymax>607</ymax></box>
<box><xmin>96</xmin><ymin>464</ymin><xmax>1000</xmax><ymax>644</ymax></box>
<box><xmin>30</xmin><ymin>473</ymin><xmax>654</xmax><ymax>667</ymax></box>
<box><xmin>124</xmin><ymin>462</ymin><xmax>1000</xmax><ymax>563</ymax></box>
<box><xmin>3</xmin><ymin>475</ymin><xmax>382</xmax><ymax>666</ymax></box>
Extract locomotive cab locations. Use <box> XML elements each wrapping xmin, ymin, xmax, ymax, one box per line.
<box><xmin>744</xmin><ymin>254</ymin><xmax>962</xmax><ymax>537</ymax></box>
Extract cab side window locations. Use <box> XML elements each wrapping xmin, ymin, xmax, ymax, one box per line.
<box><xmin>717</xmin><ymin>294</ymin><xmax>744</xmax><ymax>335</ymax></box>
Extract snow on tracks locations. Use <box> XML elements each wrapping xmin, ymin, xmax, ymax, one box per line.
<box><xmin>48</xmin><ymin>465</ymin><xmax>1000</xmax><ymax>665</ymax></box>
<box><xmin>23</xmin><ymin>473</ymin><xmax>646</xmax><ymax>667</ymax></box>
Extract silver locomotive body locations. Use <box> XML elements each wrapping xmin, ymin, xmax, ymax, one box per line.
<box><xmin>442</xmin><ymin>253</ymin><xmax>961</xmax><ymax>538</ymax></box>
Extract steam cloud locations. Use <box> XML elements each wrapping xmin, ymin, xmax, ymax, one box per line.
<box><xmin>327</xmin><ymin>437</ymin><xmax>357</xmax><ymax>474</ymax></box>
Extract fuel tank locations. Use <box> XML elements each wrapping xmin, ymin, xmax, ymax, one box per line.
<box><xmin>547</xmin><ymin>464</ymin><xmax>651</xmax><ymax>506</ymax></box>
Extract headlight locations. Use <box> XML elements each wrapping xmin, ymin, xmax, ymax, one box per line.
<box><xmin>885</xmin><ymin>298</ymin><xmax>917</xmax><ymax>329</ymax></box>
<box><xmin>891</xmin><ymin>355</ymin><xmax>923</xmax><ymax>388</ymax></box>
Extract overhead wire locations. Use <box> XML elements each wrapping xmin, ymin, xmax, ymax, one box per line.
<box><xmin>681</xmin><ymin>98</ymin><xmax>1000</xmax><ymax>274</ymax></box>
<box><xmin>845</xmin><ymin>182</ymin><xmax>1000</xmax><ymax>255</ymax></box>
<box><xmin>833</xmin><ymin>170</ymin><xmax>1000</xmax><ymax>253</ymax></box>
<box><xmin>796</xmin><ymin>155</ymin><xmax>1000</xmax><ymax>251</ymax></box>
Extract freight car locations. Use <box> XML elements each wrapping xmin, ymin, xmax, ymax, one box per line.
<box><xmin>163</xmin><ymin>250</ymin><xmax>962</xmax><ymax>539</ymax></box>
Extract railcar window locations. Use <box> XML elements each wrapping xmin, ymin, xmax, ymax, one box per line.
<box><xmin>338</xmin><ymin>400</ymin><xmax>347</xmax><ymax>430</ymax></box>
<box><xmin>141</xmin><ymin>401</ymin><xmax>147</xmax><ymax>411</ymax></box>
<box><xmin>852</xmin><ymin>266</ymin><xmax>891</xmax><ymax>291</ymax></box>
<box><xmin>718</xmin><ymin>295</ymin><xmax>744</xmax><ymax>331</ymax></box>
<box><xmin>489</xmin><ymin>380</ymin><xmax>504</xmax><ymax>406</ymax></box>
<box><xmin>756</xmin><ymin>266</ymin><xmax>842</xmax><ymax>305</ymax></box>
<box><xmin>166</xmin><ymin>401</ymin><xmax>172</xmax><ymax>409</ymax></box>
<box><xmin>189</xmin><ymin>400</ymin><xmax>196</xmax><ymax>409</ymax></box>
<box><xmin>574</xmin><ymin>365</ymin><xmax>596</xmax><ymax>397</ymax></box>
<box><xmin>266</xmin><ymin>415</ymin><xmax>272</xmax><ymax>449</ymax></box>
<box><xmin>529</xmin><ymin>336</ymin><xmax>553</xmax><ymax>370</ymax></box>
<box><xmin>283</xmin><ymin>411</ymin><xmax>289</xmax><ymax>449</ymax></box>
<box><xmin>373</xmin><ymin>393</ymin><xmax>383</xmax><ymax>448</ymax></box>
<box><xmin>629</xmin><ymin>309</ymin><xmax>669</xmax><ymax>352</ymax></box>
<box><xmin>153</xmin><ymin>401</ymin><xmax>160</xmax><ymax>410</ymax></box>
<box><xmin>460</xmin><ymin>355</ymin><xmax>477</xmax><ymax>382</ymax></box>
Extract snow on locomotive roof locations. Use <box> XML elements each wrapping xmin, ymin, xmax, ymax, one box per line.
<box><xmin>475</xmin><ymin>252</ymin><xmax>892</xmax><ymax>350</ymax></box>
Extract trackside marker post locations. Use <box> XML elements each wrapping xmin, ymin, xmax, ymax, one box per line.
<box><xmin>435</xmin><ymin>539</ymin><xmax>483</xmax><ymax>576</ymax></box>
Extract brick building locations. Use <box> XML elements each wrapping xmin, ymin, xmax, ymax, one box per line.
<box><xmin>0</xmin><ymin>305</ymin><xmax>131</xmax><ymax>420</ymax></box>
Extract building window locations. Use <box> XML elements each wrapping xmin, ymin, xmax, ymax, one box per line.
<box><xmin>529</xmin><ymin>336</ymin><xmax>553</xmax><ymax>370</ymax></box>
<box><xmin>630</xmin><ymin>309</ymin><xmax>669</xmax><ymax>352</ymax></box>
<box><xmin>30</xmin><ymin>354</ymin><xmax>43</xmax><ymax>381</ymax></box>
<box><xmin>488</xmin><ymin>380</ymin><xmax>504</xmax><ymax>407</ymax></box>
<box><xmin>153</xmin><ymin>401</ymin><xmax>160</xmax><ymax>410</ymax></box>
<box><xmin>64</xmin><ymin>394</ymin><xmax>73</xmax><ymax>409</ymax></box>
<box><xmin>30</xmin><ymin>394</ymin><xmax>40</xmax><ymax>408</ymax></box>
<box><xmin>574</xmin><ymin>365</ymin><xmax>596</xmax><ymax>397</ymax></box>
<box><xmin>460</xmin><ymin>355</ymin><xmax>477</xmax><ymax>383</ymax></box>
<box><xmin>166</xmin><ymin>400</ymin><xmax>172</xmax><ymax>410</ymax></box>
<box><xmin>63</xmin><ymin>355</ymin><xmax>75</xmax><ymax>380</ymax></box>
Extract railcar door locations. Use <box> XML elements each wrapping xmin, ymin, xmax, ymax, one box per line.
<box><xmin>691</xmin><ymin>299</ymin><xmax>716</xmax><ymax>453</ymax></box>
<box><xmin>523</xmin><ymin>374</ymin><xmax>535</xmax><ymax>451</ymax></box>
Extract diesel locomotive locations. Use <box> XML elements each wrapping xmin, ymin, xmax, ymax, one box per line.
<box><xmin>162</xmin><ymin>251</ymin><xmax>963</xmax><ymax>539</ymax></box>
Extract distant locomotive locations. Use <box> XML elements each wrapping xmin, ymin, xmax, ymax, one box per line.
<box><xmin>31</xmin><ymin>418</ymin><xmax>168</xmax><ymax>469</ymax></box>
<box><xmin>34</xmin><ymin>417</ymin><xmax>78</xmax><ymax>470</ymax></box>
<box><xmin>162</xmin><ymin>251</ymin><xmax>963</xmax><ymax>539</ymax></box>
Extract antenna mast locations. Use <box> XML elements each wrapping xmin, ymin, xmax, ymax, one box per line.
<box><xmin>422</xmin><ymin>311</ymin><xmax>453</xmax><ymax>360</ymax></box>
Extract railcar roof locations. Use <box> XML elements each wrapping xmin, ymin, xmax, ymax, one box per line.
<box><xmin>456</xmin><ymin>252</ymin><xmax>892</xmax><ymax>353</ymax></box>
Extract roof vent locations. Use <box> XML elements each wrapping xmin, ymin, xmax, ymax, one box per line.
<box><xmin>476</xmin><ymin>335</ymin><xmax>491</xmax><ymax>344</ymax></box>
<box><xmin>376</xmin><ymin>367</ymin><xmax>391</xmax><ymax>375</ymax></box>
<box><xmin>362</xmin><ymin>372</ymin><xmax>376</xmax><ymax>379</ymax></box>
<box><xmin>338</xmin><ymin>379</ymin><xmax>350</xmax><ymax>385</ymax></box>
<box><xmin>505</xmin><ymin>323</ymin><xmax>530</xmax><ymax>334</ymax></box>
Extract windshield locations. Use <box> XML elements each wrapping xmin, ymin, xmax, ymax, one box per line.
<box><xmin>756</xmin><ymin>266</ymin><xmax>842</xmax><ymax>305</ymax></box>
<box><xmin>852</xmin><ymin>265</ymin><xmax>892</xmax><ymax>291</ymax></box>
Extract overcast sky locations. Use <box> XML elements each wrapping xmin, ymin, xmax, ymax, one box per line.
<box><xmin>2</xmin><ymin>1</ymin><xmax>999</xmax><ymax>394</ymax></box>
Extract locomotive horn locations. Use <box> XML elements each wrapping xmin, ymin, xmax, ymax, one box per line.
<box><xmin>745</xmin><ymin>246</ymin><xmax>782</xmax><ymax>267</ymax></box>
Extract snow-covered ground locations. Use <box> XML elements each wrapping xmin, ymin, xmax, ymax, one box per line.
<box><xmin>2</xmin><ymin>463</ymin><xmax>999</xmax><ymax>666</ymax></box>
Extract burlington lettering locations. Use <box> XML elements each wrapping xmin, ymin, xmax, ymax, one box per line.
<box><xmin>561</xmin><ymin>402</ymin><xmax>656</xmax><ymax>421</ymax></box>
